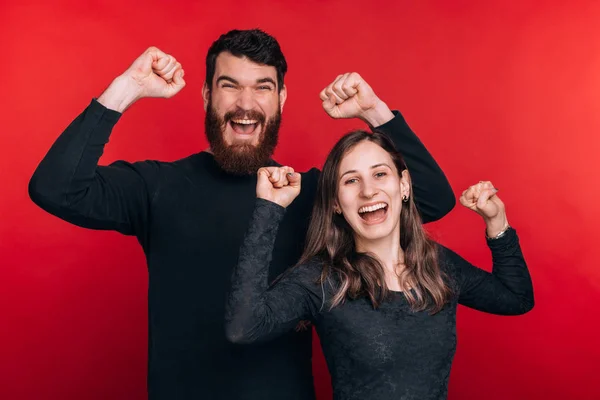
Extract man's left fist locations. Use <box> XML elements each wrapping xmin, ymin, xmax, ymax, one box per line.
<box><xmin>319</xmin><ymin>72</ymin><xmax>393</xmax><ymax>126</ymax></box>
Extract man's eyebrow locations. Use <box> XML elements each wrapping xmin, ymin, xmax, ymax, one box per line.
<box><xmin>216</xmin><ymin>76</ymin><xmax>239</xmax><ymax>85</ymax></box>
<box><xmin>256</xmin><ymin>77</ymin><xmax>276</xmax><ymax>86</ymax></box>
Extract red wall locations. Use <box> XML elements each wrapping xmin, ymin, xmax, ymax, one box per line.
<box><xmin>2</xmin><ymin>1</ymin><xmax>598</xmax><ymax>399</ymax></box>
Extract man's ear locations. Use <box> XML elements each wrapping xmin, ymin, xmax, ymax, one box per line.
<box><xmin>279</xmin><ymin>84</ymin><xmax>287</xmax><ymax>113</ymax></box>
<box><xmin>202</xmin><ymin>82</ymin><xmax>210</xmax><ymax>112</ymax></box>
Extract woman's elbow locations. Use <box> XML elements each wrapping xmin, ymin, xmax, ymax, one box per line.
<box><xmin>224</xmin><ymin>324</ymin><xmax>256</xmax><ymax>345</ymax></box>
<box><xmin>519</xmin><ymin>284</ymin><xmax>535</xmax><ymax>314</ymax></box>
<box><xmin>509</xmin><ymin>295</ymin><xmax>535</xmax><ymax>316</ymax></box>
<box><xmin>520</xmin><ymin>296</ymin><xmax>535</xmax><ymax>314</ymax></box>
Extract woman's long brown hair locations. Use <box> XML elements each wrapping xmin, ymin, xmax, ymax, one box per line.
<box><xmin>298</xmin><ymin>130</ymin><xmax>453</xmax><ymax>313</ymax></box>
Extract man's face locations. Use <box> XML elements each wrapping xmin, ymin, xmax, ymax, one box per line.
<box><xmin>203</xmin><ymin>52</ymin><xmax>287</xmax><ymax>175</ymax></box>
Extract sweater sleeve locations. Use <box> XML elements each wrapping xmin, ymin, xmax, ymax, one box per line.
<box><xmin>225</xmin><ymin>198</ymin><xmax>324</xmax><ymax>345</ymax></box>
<box><xmin>375</xmin><ymin>111</ymin><xmax>455</xmax><ymax>223</ymax></box>
<box><xmin>443</xmin><ymin>229</ymin><xmax>534</xmax><ymax>315</ymax></box>
<box><xmin>28</xmin><ymin>99</ymin><xmax>160</xmax><ymax>236</ymax></box>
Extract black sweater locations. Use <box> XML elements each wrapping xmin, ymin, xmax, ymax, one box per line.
<box><xmin>28</xmin><ymin>99</ymin><xmax>455</xmax><ymax>399</ymax></box>
<box><xmin>226</xmin><ymin>199</ymin><xmax>534</xmax><ymax>400</ymax></box>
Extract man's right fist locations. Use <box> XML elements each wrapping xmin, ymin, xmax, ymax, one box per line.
<box><xmin>98</xmin><ymin>47</ymin><xmax>186</xmax><ymax>112</ymax></box>
<box><xmin>124</xmin><ymin>47</ymin><xmax>186</xmax><ymax>99</ymax></box>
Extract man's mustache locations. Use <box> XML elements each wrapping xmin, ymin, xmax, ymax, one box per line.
<box><xmin>223</xmin><ymin>109</ymin><xmax>266</xmax><ymax>125</ymax></box>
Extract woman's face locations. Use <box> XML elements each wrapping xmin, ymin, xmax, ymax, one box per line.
<box><xmin>336</xmin><ymin>141</ymin><xmax>410</xmax><ymax>245</ymax></box>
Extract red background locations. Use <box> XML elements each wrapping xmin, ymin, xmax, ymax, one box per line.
<box><xmin>1</xmin><ymin>1</ymin><xmax>598</xmax><ymax>399</ymax></box>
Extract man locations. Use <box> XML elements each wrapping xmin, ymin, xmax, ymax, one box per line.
<box><xmin>29</xmin><ymin>29</ymin><xmax>455</xmax><ymax>399</ymax></box>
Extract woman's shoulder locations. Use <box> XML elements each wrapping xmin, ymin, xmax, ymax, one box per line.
<box><xmin>285</xmin><ymin>256</ymin><xmax>326</xmax><ymax>282</ymax></box>
<box><xmin>432</xmin><ymin>241</ymin><xmax>463</xmax><ymax>282</ymax></box>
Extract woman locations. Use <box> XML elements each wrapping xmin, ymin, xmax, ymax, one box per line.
<box><xmin>225</xmin><ymin>130</ymin><xmax>534</xmax><ymax>400</ymax></box>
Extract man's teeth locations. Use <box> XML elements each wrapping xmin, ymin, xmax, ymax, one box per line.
<box><xmin>231</xmin><ymin>119</ymin><xmax>258</xmax><ymax>125</ymax></box>
<box><xmin>358</xmin><ymin>203</ymin><xmax>387</xmax><ymax>214</ymax></box>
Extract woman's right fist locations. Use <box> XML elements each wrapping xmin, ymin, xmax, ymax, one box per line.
<box><xmin>256</xmin><ymin>166</ymin><xmax>301</xmax><ymax>208</ymax></box>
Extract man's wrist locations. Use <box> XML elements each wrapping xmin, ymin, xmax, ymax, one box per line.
<box><xmin>361</xmin><ymin>100</ymin><xmax>394</xmax><ymax>128</ymax></box>
<box><xmin>97</xmin><ymin>75</ymin><xmax>143</xmax><ymax>113</ymax></box>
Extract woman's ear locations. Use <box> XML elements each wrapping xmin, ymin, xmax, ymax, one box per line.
<box><xmin>333</xmin><ymin>201</ymin><xmax>342</xmax><ymax>215</ymax></box>
<box><xmin>400</xmin><ymin>169</ymin><xmax>411</xmax><ymax>199</ymax></box>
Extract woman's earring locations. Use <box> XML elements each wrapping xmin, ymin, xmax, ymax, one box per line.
<box><xmin>402</xmin><ymin>195</ymin><xmax>409</xmax><ymax>203</ymax></box>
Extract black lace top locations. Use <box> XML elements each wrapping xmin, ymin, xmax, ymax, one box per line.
<box><xmin>226</xmin><ymin>199</ymin><xmax>534</xmax><ymax>400</ymax></box>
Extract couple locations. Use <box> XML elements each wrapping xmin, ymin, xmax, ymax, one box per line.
<box><xmin>29</xmin><ymin>28</ymin><xmax>533</xmax><ymax>399</ymax></box>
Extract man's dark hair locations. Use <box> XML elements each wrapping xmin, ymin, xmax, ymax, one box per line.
<box><xmin>205</xmin><ymin>29</ymin><xmax>288</xmax><ymax>92</ymax></box>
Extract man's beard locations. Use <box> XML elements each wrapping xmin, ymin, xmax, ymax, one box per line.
<box><xmin>204</xmin><ymin>100</ymin><xmax>281</xmax><ymax>175</ymax></box>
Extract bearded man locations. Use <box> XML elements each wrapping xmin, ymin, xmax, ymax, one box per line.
<box><xmin>29</xmin><ymin>29</ymin><xmax>455</xmax><ymax>400</ymax></box>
